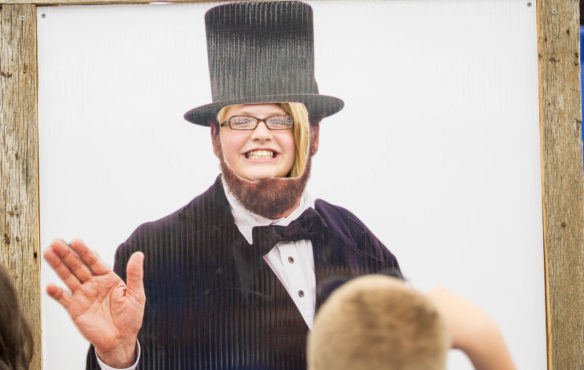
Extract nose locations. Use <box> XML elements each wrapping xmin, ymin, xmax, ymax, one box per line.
<box><xmin>250</xmin><ymin>120</ymin><xmax>272</xmax><ymax>141</ymax></box>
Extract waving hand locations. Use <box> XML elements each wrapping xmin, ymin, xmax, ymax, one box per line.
<box><xmin>44</xmin><ymin>239</ymin><xmax>145</xmax><ymax>368</ymax></box>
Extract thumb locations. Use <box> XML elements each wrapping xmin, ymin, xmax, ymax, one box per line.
<box><xmin>126</xmin><ymin>252</ymin><xmax>145</xmax><ymax>299</ymax></box>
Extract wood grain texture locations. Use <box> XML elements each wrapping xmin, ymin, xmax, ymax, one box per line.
<box><xmin>0</xmin><ymin>3</ymin><xmax>41</xmax><ymax>369</ymax></box>
<box><xmin>537</xmin><ymin>0</ymin><xmax>584</xmax><ymax>368</ymax></box>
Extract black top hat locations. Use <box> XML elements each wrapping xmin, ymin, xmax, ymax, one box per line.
<box><xmin>184</xmin><ymin>1</ymin><xmax>344</xmax><ymax>126</ymax></box>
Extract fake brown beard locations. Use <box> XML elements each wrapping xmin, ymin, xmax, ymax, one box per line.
<box><xmin>214</xmin><ymin>127</ymin><xmax>317</xmax><ymax>219</ymax></box>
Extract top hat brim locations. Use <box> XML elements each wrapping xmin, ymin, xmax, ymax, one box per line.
<box><xmin>184</xmin><ymin>94</ymin><xmax>344</xmax><ymax>126</ymax></box>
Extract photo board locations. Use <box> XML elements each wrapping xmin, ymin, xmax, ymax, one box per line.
<box><xmin>37</xmin><ymin>1</ymin><xmax>544</xmax><ymax>368</ymax></box>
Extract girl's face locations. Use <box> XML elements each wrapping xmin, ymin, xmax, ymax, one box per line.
<box><xmin>219</xmin><ymin>103</ymin><xmax>296</xmax><ymax>181</ymax></box>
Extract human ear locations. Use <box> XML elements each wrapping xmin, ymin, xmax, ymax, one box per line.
<box><xmin>310</xmin><ymin>124</ymin><xmax>320</xmax><ymax>156</ymax></box>
<box><xmin>210</xmin><ymin>124</ymin><xmax>221</xmax><ymax>158</ymax></box>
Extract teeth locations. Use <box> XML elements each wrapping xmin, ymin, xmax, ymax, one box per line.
<box><xmin>247</xmin><ymin>150</ymin><xmax>274</xmax><ymax>160</ymax></box>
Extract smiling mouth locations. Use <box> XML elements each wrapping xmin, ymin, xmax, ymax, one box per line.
<box><xmin>245</xmin><ymin>150</ymin><xmax>277</xmax><ymax>160</ymax></box>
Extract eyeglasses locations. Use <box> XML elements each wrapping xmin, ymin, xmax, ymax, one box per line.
<box><xmin>220</xmin><ymin>115</ymin><xmax>294</xmax><ymax>130</ymax></box>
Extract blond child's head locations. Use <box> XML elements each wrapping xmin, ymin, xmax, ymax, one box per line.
<box><xmin>307</xmin><ymin>275</ymin><xmax>449</xmax><ymax>370</ymax></box>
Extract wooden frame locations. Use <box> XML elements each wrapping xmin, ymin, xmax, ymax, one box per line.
<box><xmin>0</xmin><ymin>0</ymin><xmax>581</xmax><ymax>369</ymax></box>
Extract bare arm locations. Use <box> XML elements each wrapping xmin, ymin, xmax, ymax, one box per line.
<box><xmin>425</xmin><ymin>287</ymin><xmax>516</xmax><ymax>370</ymax></box>
<box><xmin>44</xmin><ymin>239</ymin><xmax>146</xmax><ymax>368</ymax></box>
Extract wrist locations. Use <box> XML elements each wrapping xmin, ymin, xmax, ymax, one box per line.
<box><xmin>95</xmin><ymin>338</ymin><xmax>138</xmax><ymax>368</ymax></box>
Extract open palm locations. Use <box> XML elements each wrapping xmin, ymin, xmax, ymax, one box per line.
<box><xmin>44</xmin><ymin>239</ymin><xmax>145</xmax><ymax>367</ymax></box>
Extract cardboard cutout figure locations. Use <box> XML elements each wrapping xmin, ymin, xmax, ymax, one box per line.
<box><xmin>44</xmin><ymin>2</ymin><xmax>401</xmax><ymax>369</ymax></box>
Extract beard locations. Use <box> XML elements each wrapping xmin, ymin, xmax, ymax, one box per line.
<box><xmin>214</xmin><ymin>130</ymin><xmax>317</xmax><ymax>219</ymax></box>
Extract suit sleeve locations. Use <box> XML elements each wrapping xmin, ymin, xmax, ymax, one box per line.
<box><xmin>359</xmin><ymin>225</ymin><xmax>402</xmax><ymax>279</ymax></box>
<box><xmin>331</xmin><ymin>202</ymin><xmax>402</xmax><ymax>279</ymax></box>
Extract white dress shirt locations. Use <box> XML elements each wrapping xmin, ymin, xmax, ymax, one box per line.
<box><xmin>223</xmin><ymin>178</ymin><xmax>317</xmax><ymax>329</ymax></box>
<box><xmin>98</xmin><ymin>179</ymin><xmax>317</xmax><ymax>370</ymax></box>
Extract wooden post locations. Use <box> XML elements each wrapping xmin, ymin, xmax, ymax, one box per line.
<box><xmin>538</xmin><ymin>0</ymin><xmax>584</xmax><ymax>368</ymax></box>
<box><xmin>0</xmin><ymin>3</ymin><xmax>41</xmax><ymax>369</ymax></box>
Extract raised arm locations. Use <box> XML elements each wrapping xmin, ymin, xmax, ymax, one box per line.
<box><xmin>44</xmin><ymin>239</ymin><xmax>146</xmax><ymax>368</ymax></box>
<box><xmin>425</xmin><ymin>287</ymin><xmax>516</xmax><ymax>370</ymax></box>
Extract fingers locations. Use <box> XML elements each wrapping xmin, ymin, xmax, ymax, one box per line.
<box><xmin>46</xmin><ymin>283</ymin><xmax>73</xmax><ymax>309</ymax></box>
<box><xmin>44</xmin><ymin>239</ymin><xmax>111</xmax><ymax>294</ymax></box>
<box><xmin>69</xmin><ymin>239</ymin><xmax>110</xmax><ymax>275</ymax></box>
<box><xmin>126</xmin><ymin>252</ymin><xmax>145</xmax><ymax>300</ymax></box>
<box><xmin>54</xmin><ymin>240</ymin><xmax>94</xmax><ymax>282</ymax></box>
<box><xmin>44</xmin><ymin>242</ymin><xmax>82</xmax><ymax>292</ymax></box>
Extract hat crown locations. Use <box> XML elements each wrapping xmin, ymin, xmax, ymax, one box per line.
<box><xmin>205</xmin><ymin>1</ymin><xmax>318</xmax><ymax>102</ymax></box>
<box><xmin>185</xmin><ymin>1</ymin><xmax>343</xmax><ymax>126</ymax></box>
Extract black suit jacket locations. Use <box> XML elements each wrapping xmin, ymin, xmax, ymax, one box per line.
<box><xmin>87</xmin><ymin>177</ymin><xmax>400</xmax><ymax>369</ymax></box>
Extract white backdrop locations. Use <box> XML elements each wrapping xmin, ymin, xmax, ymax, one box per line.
<box><xmin>37</xmin><ymin>1</ymin><xmax>544</xmax><ymax>369</ymax></box>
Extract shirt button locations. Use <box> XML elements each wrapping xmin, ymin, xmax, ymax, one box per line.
<box><xmin>298</xmin><ymin>290</ymin><xmax>304</xmax><ymax>297</ymax></box>
<box><xmin>288</xmin><ymin>256</ymin><xmax>295</xmax><ymax>263</ymax></box>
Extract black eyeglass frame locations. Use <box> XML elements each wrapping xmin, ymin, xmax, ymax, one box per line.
<box><xmin>219</xmin><ymin>115</ymin><xmax>294</xmax><ymax>130</ymax></box>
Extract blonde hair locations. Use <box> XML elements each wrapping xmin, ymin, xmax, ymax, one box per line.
<box><xmin>307</xmin><ymin>275</ymin><xmax>449</xmax><ymax>370</ymax></box>
<box><xmin>216</xmin><ymin>102</ymin><xmax>310</xmax><ymax>178</ymax></box>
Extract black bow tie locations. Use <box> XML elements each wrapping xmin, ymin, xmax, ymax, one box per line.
<box><xmin>251</xmin><ymin>208</ymin><xmax>327</xmax><ymax>256</ymax></box>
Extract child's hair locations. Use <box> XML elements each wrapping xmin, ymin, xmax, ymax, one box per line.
<box><xmin>216</xmin><ymin>102</ymin><xmax>310</xmax><ymax>177</ymax></box>
<box><xmin>307</xmin><ymin>275</ymin><xmax>449</xmax><ymax>370</ymax></box>
<box><xmin>0</xmin><ymin>263</ymin><xmax>34</xmax><ymax>370</ymax></box>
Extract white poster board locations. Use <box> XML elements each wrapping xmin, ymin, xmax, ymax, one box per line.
<box><xmin>37</xmin><ymin>1</ymin><xmax>544</xmax><ymax>369</ymax></box>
